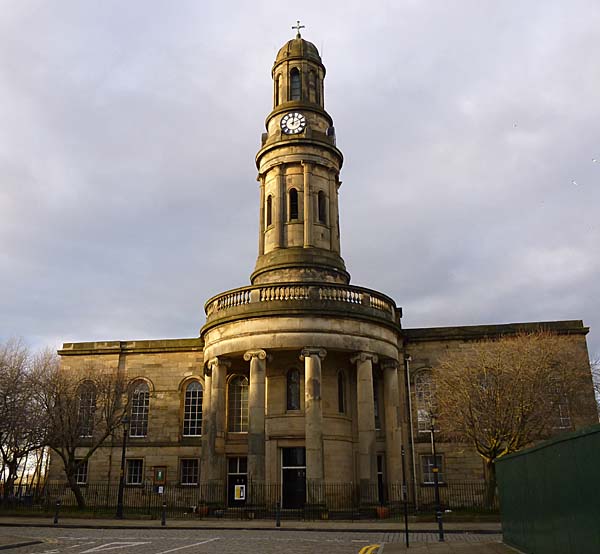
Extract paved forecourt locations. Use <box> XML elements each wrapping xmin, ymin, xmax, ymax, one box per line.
<box><xmin>0</xmin><ymin>526</ymin><xmax>506</xmax><ymax>554</ymax></box>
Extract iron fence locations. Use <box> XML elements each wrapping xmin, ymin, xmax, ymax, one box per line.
<box><xmin>0</xmin><ymin>480</ymin><xmax>498</xmax><ymax>519</ymax></box>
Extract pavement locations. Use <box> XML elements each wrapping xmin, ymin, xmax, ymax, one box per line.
<box><xmin>0</xmin><ymin>515</ymin><xmax>501</xmax><ymax>533</ymax></box>
<box><xmin>0</xmin><ymin>516</ymin><xmax>515</xmax><ymax>553</ymax></box>
<box><xmin>380</xmin><ymin>542</ymin><xmax>517</xmax><ymax>553</ymax></box>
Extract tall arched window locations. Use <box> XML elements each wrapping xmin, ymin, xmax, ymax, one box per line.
<box><xmin>183</xmin><ymin>381</ymin><xmax>203</xmax><ymax>436</ymax></box>
<box><xmin>266</xmin><ymin>195</ymin><xmax>272</xmax><ymax>227</ymax></box>
<box><xmin>290</xmin><ymin>68</ymin><xmax>301</xmax><ymax>100</ymax></box>
<box><xmin>289</xmin><ymin>188</ymin><xmax>299</xmax><ymax>220</ymax></box>
<box><xmin>337</xmin><ymin>371</ymin><xmax>346</xmax><ymax>414</ymax></box>
<box><xmin>286</xmin><ymin>368</ymin><xmax>300</xmax><ymax>411</ymax></box>
<box><xmin>415</xmin><ymin>370</ymin><xmax>435</xmax><ymax>432</ymax></box>
<box><xmin>317</xmin><ymin>190</ymin><xmax>326</xmax><ymax>223</ymax></box>
<box><xmin>228</xmin><ymin>376</ymin><xmax>249</xmax><ymax>432</ymax></box>
<box><xmin>78</xmin><ymin>381</ymin><xmax>96</xmax><ymax>437</ymax></box>
<box><xmin>130</xmin><ymin>381</ymin><xmax>150</xmax><ymax>437</ymax></box>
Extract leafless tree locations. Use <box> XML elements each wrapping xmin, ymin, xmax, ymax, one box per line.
<box><xmin>34</xmin><ymin>352</ymin><xmax>128</xmax><ymax>508</ymax></box>
<box><xmin>0</xmin><ymin>339</ymin><xmax>47</xmax><ymax>500</ymax></box>
<box><xmin>431</xmin><ymin>330</ymin><xmax>593</xmax><ymax>507</ymax></box>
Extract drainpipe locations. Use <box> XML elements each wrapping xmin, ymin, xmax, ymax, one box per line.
<box><xmin>404</xmin><ymin>354</ymin><xmax>419</xmax><ymax>511</ymax></box>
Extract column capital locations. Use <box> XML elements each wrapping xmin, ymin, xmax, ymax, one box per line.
<box><xmin>350</xmin><ymin>352</ymin><xmax>379</xmax><ymax>365</ymax></box>
<box><xmin>300</xmin><ymin>348</ymin><xmax>327</xmax><ymax>361</ymax></box>
<box><xmin>381</xmin><ymin>358</ymin><xmax>399</xmax><ymax>371</ymax></box>
<box><xmin>207</xmin><ymin>356</ymin><xmax>231</xmax><ymax>371</ymax></box>
<box><xmin>243</xmin><ymin>349</ymin><xmax>267</xmax><ymax>362</ymax></box>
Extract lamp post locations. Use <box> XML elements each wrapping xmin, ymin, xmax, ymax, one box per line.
<box><xmin>116</xmin><ymin>415</ymin><xmax>130</xmax><ymax>519</ymax></box>
<box><xmin>430</xmin><ymin>415</ymin><xmax>444</xmax><ymax>542</ymax></box>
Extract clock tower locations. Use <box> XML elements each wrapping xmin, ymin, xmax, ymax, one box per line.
<box><xmin>253</xmin><ymin>27</ymin><xmax>348</xmax><ymax>285</ymax></box>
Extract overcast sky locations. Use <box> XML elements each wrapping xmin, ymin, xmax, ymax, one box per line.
<box><xmin>1</xmin><ymin>0</ymin><xmax>599</xmax><ymax>361</ymax></box>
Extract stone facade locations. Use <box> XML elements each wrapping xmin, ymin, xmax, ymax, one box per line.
<box><xmin>50</xmin><ymin>31</ymin><xmax>598</xmax><ymax>509</ymax></box>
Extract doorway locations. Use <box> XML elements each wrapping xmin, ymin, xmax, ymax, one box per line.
<box><xmin>227</xmin><ymin>456</ymin><xmax>247</xmax><ymax>507</ymax></box>
<box><xmin>281</xmin><ymin>447</ymin><xmax>306</xmax><ymax>509</ymax></box>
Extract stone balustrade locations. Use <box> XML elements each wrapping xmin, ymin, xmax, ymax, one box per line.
<box><xmin>204</xmin><ymin>282</ymin><xmax>399</xmax><ymax>329</ymax></box>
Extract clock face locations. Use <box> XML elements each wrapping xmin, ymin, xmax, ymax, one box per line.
<box><xmin>281</xmin><ymin>112</ymin><xmax>306</xmax><ymax>134</ymax></box>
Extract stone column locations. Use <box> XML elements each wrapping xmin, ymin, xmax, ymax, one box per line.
<box><xmin>351</xmin><ymin>352</ymin><xmax>378</xmax><ymax>502</ymax></box>
<box><xmin>302</xmin><ymin>161</ymin><xmax>313</xmax><ymax>248</ymax></box>
<box><xmin>300</xmin><ymin>347</ymin><xmax>326</xmax><ymax>502</ymax></box>
<box><xmin>272</xmin><ymin>165</ymin><xmax>283</xmax><ymax>249</ymax></box>
<box><xmin>328</xmin><ymin>171</ymin><xmax>337</xmax><ymax>252</ymax></box>
<box><xmin>200</xmin><ymin>365</ymin><xmax>213</xmax><ymax>486</ymax></box>
<box><xmin>244</xmin><ymin>349</ymin><xmax>267</xmax><ymax>489</ymax></box>
<box><xmin>382</xmin><ymin>359</ymin><xmax>403</xmax><ymax>487</ymax></box>
<box><xmin>208</xmin><ymin>356</ymin><xmax>230</xmax><ymax>484</ymax></box>
<box><xmin>258</xmin><ymin>175</ymin><xmax>265</xmax><ymax>256</ymax></box>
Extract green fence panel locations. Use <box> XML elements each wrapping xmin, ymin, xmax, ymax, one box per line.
<box><xmin>497</xmin><ymin>424</ymin><xmax>600</xmax><ymax>554</ymax></box>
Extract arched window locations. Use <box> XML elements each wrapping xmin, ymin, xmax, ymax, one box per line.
<box><xmin>415</xmin><ymin>370</ymin><xmax>435</xmax><ymax>432</ymax></box>
<box><xmin>317</xmin><ymin>190</ymin><xmax>326</xmax><ymax>224</ymax></box>
<box><xmin>289</xmin><ymin>188</ymin><xmax>299</xmax><ymax>220</ymax></box>
<box><xmin>130</xmin><ymin>381</ymin><xmax>150</xmax><ymax>437</ymax></box>
<box><xmin>228</xmin><ymin>376</ymin><xmax>249</xmax><ymax>432</ymax></box>
<box><xmin>337</xmin><ymin>371</ymin><xmax>346</xmax><ymax>414</ymax></box>
<box><xmin>78</xmin><ymin>381</ymin><xmax>96</xmax><ymax>437</ymax></box>
<box><xmin>286</xmin><ymin>368</ymin><xmax>301</xmax><ymax>411</ymax></box>
<box><xmin>183</xmin><ymin>381</ymin><xmax>203</xmax><ymax>436</ymax></box>
<box><xmin>266</xmin><ymin>195</ymin><xmax>272</xmax><ymax>227</ymax></box>
<box><xmin>290</xmin><ymin>68</ymin><xmax>301</xmax><ymax>100</ymax></box>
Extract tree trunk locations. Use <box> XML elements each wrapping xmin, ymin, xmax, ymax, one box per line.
<box><xmin>483</xmin><ymin>459</ymin><xmax>497</xmax><ymax>510</ymax></box>
<box><xmin>3</xmin><ymin>460</ymin><xmax>18</xmax><ymax>501</ymax></box>
<box><xmin>66</xmin><ymin>472</ymin><xmax>86</xmax><ymax>509</ymax></box>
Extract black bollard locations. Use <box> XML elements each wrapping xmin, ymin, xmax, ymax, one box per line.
<box><xmin>53</xmin><ymin>499</ymin><xmax>61</xmax><ymax>525</ymax></box>
<box><xmin>275</xmin><ymin>501</ymin><xmax>281</xmax><ymax>528</ymax></box>
<box><xmin>161</xmin><ymin>502</ymin><xmax>167</xmax><ymax>526</ymax></box>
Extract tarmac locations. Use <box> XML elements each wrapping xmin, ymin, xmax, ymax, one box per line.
<box><xmin>0</xmin><ymin>516</ymin><xmax>516</xmax><ymax>553</ymax></box>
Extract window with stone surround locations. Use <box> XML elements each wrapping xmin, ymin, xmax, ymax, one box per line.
<box><xmin>421</xmin><ymin>454</ymin><xmax>444</xmax><ymax>484</ymax></box>
<box><xmin>286</xmin><ymin>368</ymin><xmax>301</xmax><ymax>411</ymax></box>
<box><xmin>289</xmin><ymin>188</ymin><xmax>299</xmax><ymax>220</ymax></box>
<box><xmin>337</xmin><ymin>371</ymin><xmax>346</xmax><ymax>414</ymax></box>
<box><xmin>126</xmin><ymin>459</ymin><xmax>143</xmax><ymax>485</ymax></box>
<box><xmin>317</xmin><ymin>190</ymin><xmax>327</xmax><ymax>224</ymax></box>
<box><xmin>180</xmin><ymin>459</ymin><xmax>199</xmax><ymax>485</ymax></box>
<box><xmin>75</xmin><ymin>459</ymin><xmax>88</xmax><ymax>485</ymax></box>
<box><xmin>183</xmin><ymin>381</ymin><xmax>203</xmax><ymax>436</ymax></box>
<box><xmin>374</xmin><ymin>376</ymin><xmax>381</xmax><ymax>430</ymax></box>
<box><xmin>290</xmin><ymin>68</ymin><xmax>301</xmax><ymax>100</ymax></box>
<box><xmin>228</xmin><ymin>375</ymin><xmax>249</xmax><ymax>432</ymax></box>
<box><xmin>130</xmin><ymin>381</ymin><xmax>150</xmax><ymax>437</ymax></box>
<box><xmin>77</xmin><ymin>381</ymin><xmax>96</xmax><ymax>437</ymax></box>
<box><xmin>266</xmin><ymin>195</ymin><xmax>272</xmax><ymax>227</ymax></box>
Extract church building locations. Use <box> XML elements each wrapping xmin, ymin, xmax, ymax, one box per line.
<box><xmin>50</xmin><ymin>28</ymin><xmax>598</xmax><ymax>511</ymax></box>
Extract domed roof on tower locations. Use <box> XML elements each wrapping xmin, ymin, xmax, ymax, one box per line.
<box><xmin>274</xmin><ymin>21</ymin><xmax>323</xmax><ymax>68</ymax></box>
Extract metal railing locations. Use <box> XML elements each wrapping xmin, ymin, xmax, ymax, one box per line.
<box><xmin>0</xmin><ymin>480</ymin><xmax>498</xmax><ymax>519</ymax></box>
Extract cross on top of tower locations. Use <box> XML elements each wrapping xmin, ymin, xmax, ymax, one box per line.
<box><xmin>292</xmin><ymin>20</ymin><xmax>305</xmax><ymax>39</ymax></box>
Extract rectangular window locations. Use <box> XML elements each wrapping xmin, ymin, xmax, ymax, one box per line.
<box><xmin>126</xmin><ymin>459</ymin><xmax>144</xmax><ymax>485</ymax></box>
<box><xmin>421</xmin><ymin>455</ymin><xmax>444</xmax><ymax>484</ymax></box>
<box><xmin>75</xmin><ymin>459</ymin><xmax>88</xmax><ymax>485</ymax></box>
<box><xmin>180</xmin><ymin>459</ymin><xmax>199</xmax><ymax>485</ymax></box>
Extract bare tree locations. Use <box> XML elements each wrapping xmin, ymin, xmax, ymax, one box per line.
<box><xmin>431</xmin><ymin>330</ymin><xmax>594</xmax><ymax>507</ymax></box>
<box><xmin>0</xmin><ymin>339</ymin><xmax>47</xmax><ymax>500</ymax></box>
<box><xmin>35</xmin><ymin>352</ymin><xmax>128</xmax><ymax>508</ymax></box>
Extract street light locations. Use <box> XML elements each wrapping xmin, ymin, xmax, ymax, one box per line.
<box><xmin>430</xmin><ymin>414</ymin><xmax>445</xmax><ymax>542</ymax></box>
<box><xmin>116</xmin><ymin>415</ymin><xmax>130</xmax><ymax>519</ymax></box>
